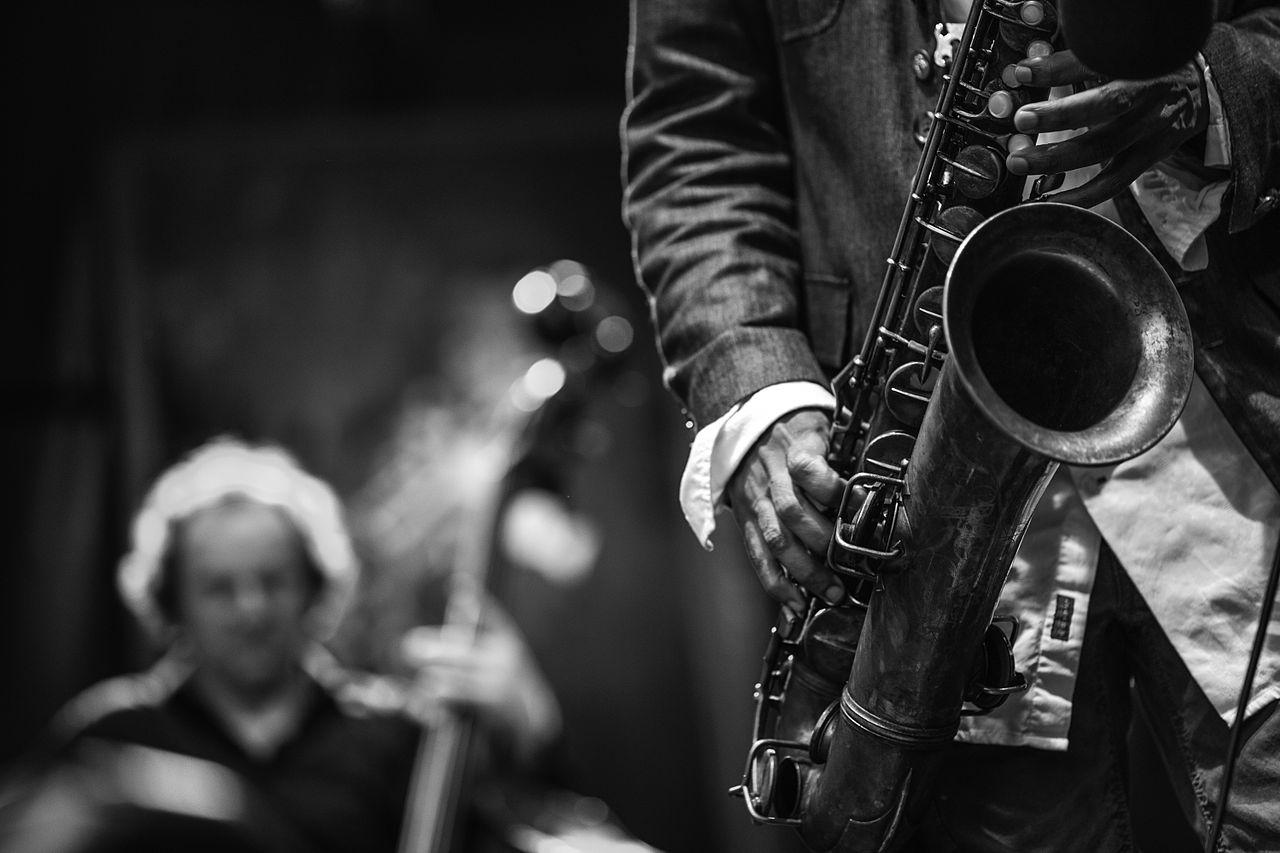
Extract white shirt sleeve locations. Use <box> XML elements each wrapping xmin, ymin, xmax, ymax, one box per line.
<box><xmin>679</xmin><ymin>381</ymin><xmax>836</xmax><ymax>549</ymax></box>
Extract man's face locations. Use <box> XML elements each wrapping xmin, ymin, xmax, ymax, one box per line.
<box><xmin>170</xmin><ymin>500</ymin><xmax>317</xmax><ymax>696</ymax></box>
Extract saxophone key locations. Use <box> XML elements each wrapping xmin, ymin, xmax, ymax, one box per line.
<box><xmin>950</xmin><ymin>144</ymin><xmax>1007</xmax><ymax>198</ymax></box>
<box><xmin>1026</xmin><ymin>38</ymin><xmax>1054</xmax><ymax>59</ymax></box>
<box><xmin>999</xmin><ymin>23</ymin><xmax>1050</xmax><ymax>57</ymax></box>
<box><xmin>861</xmin><ymin>431</ymin><xmax>915</xmax><ymax>478</ymax></box>
<box><xmin>962</xmin><ymin>621</ymin><xmax>1029</xmax><ymax>712</ymax></box>
<box><xmin>1031</xmin><ymin>171</ymin><xmax>1067</xmax><ymax>197</ymax></box>
<box><xmin>986</xmin><ymin>88</ymin><xmax>1027</xmax><ymax>120</ymax></box>
<box><xmin>999</xmin><ymin>1</ymin><xmax>1058</xmax><ymax>56</ymax></box>
<box><xmin>884</xmin><ymin>362</ymin><xmax>938</xmax><ymax>427</ymax></box>
<box><xmin>929</xmin><ymin>206</ymin><xmax>984</xmax><ymax>264</ymax></box>
<box><xmin>958</xmin><ymin>86</ymin><xmax>1028</xmax><ymax>134</ymax></box>
<box><xmin>1006</xmin><ymin>132</ymin><xmax>1035</xmax><ymax>154</ymax></box>
<box><xmin>1018</xmin><ymin>0</ymin><xmax>1052</xmax><ymax>27</ymax></box>
<box><xmin>913</xmin><ymin>286</ymin><xmax>945</xmax><ymax>339</ymax></box>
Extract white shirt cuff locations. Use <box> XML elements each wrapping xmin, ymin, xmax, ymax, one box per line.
<box><xmin>678</xmin><ymin>381</ymin><xmax>836</xmax><ymax>549</ymax></box>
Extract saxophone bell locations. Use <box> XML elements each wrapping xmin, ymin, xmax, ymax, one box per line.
<box><xmin>945</xmin><ymin>202</ymin><xmax>1192</xmax><ymax>467</ymax></box>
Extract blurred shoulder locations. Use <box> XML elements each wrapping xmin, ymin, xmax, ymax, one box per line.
<box><xmin>50</xmin><ymin>656</ymin><xmax>189</xmax><ymax>745</ymax></box>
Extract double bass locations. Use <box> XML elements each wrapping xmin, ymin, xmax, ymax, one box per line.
<box><xmin>395</xmin><ymin>267</ymin><xmax>654</xmax><ymax>853</ymax></box>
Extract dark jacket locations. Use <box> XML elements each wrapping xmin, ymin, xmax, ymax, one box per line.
<box><xmin>622</xmin><ymin>0</ymin><xmax>1280</xmax><ymax>486</ymax></box>
<box><xmin>34</xmin><ymin>666</ymin><xmax>418</xmax><ymax>853</ymax></box>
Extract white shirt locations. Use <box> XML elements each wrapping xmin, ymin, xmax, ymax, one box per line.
<box><xmin>677</xmin><ymin>60</ymin><xmax>1280</xmax><ymax>748</ymax></box>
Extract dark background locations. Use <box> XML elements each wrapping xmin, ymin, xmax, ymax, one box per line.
<box><xmin>4</xmin><ymin>2</ymin><xmax>803</xmax><ymax>852</ymax></box>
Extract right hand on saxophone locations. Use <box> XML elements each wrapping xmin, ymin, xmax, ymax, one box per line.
<box><xmin>1003</xmin><ymin>49</ymin><xmax>1209</xmax><ymax>208</ymax></box>
<box><xmin>726</xmin><ymin>409</ymin><xmax>847</xmax><ymax>618</ymax></box>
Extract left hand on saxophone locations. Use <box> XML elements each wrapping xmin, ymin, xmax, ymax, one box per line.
<box><xmin>1003</xmin><ymin>49</ymin><xmax>1209</xmax><ymax>208</ymax></box>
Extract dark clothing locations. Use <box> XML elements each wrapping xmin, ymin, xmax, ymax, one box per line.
<box><xmin>49</xmin><ymin>669</ymin><xmax>419</xmax><ymax>853</ymax></box>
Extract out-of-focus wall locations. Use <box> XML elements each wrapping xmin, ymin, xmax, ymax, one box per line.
<box><xmin>100</xmin><ymin>112</ymin><xmax>714</xmax><ymax>849</ymax></box>
<box><xmin>5</xmin><ymin>3</ymin><xmax>808</xmax><ymax>852</ymax></box>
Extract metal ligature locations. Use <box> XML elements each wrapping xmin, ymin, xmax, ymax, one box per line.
<box><xmin>730</xmin><ymin>1</ymin><xmax>1195</xmax><ymax>850</ymax></box>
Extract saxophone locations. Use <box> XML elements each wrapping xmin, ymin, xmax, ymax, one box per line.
<box><xmin>729</xmin><ymin>1</ymin><xmax>1194</xmax><ymax>850</ymax></box>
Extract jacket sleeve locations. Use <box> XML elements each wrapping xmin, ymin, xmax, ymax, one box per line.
<box><xmin>621</xmin><ymin>0</ymin><xmax>826</xmax><ymax>428</ymax></box>
<box><xmin>1202</xmin><ymin>1</ymin><xmax>1280</xmax><ymax>232</ymax></box>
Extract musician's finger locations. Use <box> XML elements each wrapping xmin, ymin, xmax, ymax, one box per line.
<box><xmin>795</xmin><ymin>490</ymin><xmax>837</xmax><ymax>551</ymax></box>
<box><xmin>751</xmin><ymin>493</ymin><xmax>844</xmax><ymax>606</ymax></box>
<box><xmin>739</xmin><ymin>515</ymin><xmax>808</xmax><ymax>614</ymax></box>
<box><xmin>401</xmin><ymin>627</ymin><xmax>446</xmax><ymax>665</ymax></box>
<box><xmin>789</xmin><ymin>443</ymin><xmax>843</xmax><ymax>509</ymax></box>
<box><xmin>1037</xmin><ymin>141</ymin><xmax>1158</xmax><ymax>208</ymax></box>
<box><xmin>762</xmin><ymin>446</ymin><xmax>833</xmax><ymax>555</ymax></box>
<box><xmin>1011</xmin><ymin>49</ymin><xmax>1092</xmax><ymax>87</ymax></box>
<box><xmin>1013</xmin><ymin>81</ymin><xmax>1157</xmax><ymax>135</ymax></box>
<box><xmin>1005</xmin><ymin>118</ymin><xmax>1140</xmax><ymax>176</ymax></box>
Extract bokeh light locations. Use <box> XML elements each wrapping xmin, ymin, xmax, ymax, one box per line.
<box><xmin>511</xmin><ymin>357</ymin><xmax>567</xmax><ymax>411</ymax></box>
<box><xmin>512</xmin><ymin>270</ymin><xmax>557</xmax><ymax>314</ymax></box>
<box><xmin>558</xmin><ymin>273</ymin><xmax>595</xmax><ymax>311</ymax></box>
<box><xmin>547</xmin><ymin>258</ymin><xmax>587</xmax><ymax>282</ymax></box>
<box><xmin>595</xmin><ymin>315</ymin><xmax>634</xmax><ymax>354</ymax></box>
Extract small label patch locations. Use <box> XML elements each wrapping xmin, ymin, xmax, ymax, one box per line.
<box><xmin>1051</xmin><ymin>594</ymin><xmax>1074</xmax><ymax>641</ymax></box>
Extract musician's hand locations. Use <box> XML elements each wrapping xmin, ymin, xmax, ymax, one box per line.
<box><xmin>401</xmin><ymin>606</ymin><xmax>560</xmax><ymax>757</ymax></box>
<box><xmin>726</xmin><ymin>408</ymin><xmax>845</xmax><ymax>617</ymax></box>
<box><xmin>1004</xmin><ymin>50</ymin><xmax>1207</xmax><ymax>208</ymax></box>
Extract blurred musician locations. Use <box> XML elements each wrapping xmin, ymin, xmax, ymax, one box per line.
<box><xmin>2</xmin><ymin>438</ymin><xmax>559</xmax><ymax>853</ymax></box>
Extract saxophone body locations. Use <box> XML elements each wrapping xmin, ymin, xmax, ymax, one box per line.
<box><xmin>731</xmin><ymin>2</ymin><xmax>1194</xmax><ymax>850</ymax></box>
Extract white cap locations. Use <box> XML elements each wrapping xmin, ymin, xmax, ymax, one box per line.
<box><xmin>117</xmin><ymin>437</ymin><xmax>358</xmax><ymax>640</ymax></box>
